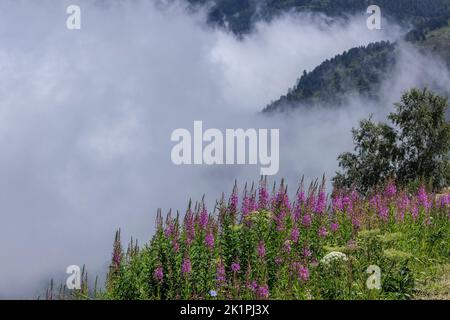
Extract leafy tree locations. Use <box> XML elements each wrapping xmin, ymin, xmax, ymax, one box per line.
<box><xmin>390</xmin><ymin>88</ymin><xmax>450</xmax><ymax>190</ymax></box>
<box><xmin>333</xmin><ymin>118</ymin><xmax>398</xmax><ymax>194</ymax></box>
<box><xmin>334</xmin><ymin>88</ymin><xmax>450</xmax><ymax>193</ymax></box>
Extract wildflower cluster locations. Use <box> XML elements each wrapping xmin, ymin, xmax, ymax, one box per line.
<box><xmin>102</xmin><ymin>178</ymin><xmax>449</xmax><ymax>300</ymax></box>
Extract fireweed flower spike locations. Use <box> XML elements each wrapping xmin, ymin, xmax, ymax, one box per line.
<box><xmin>182</xmin><ymin>258</ymin><xmax>191</xmax><ymax>276</ymax></box>
<box><xmin>302</xmin><ymin>214</ymin><xmax>312</xmax><ymax>228</ymax></box>
<box><xmin>298</xmin><ymin>266</ymin><xmax>310</xmax><ymax>282</ymax></box>
<box><xmin>318</xmin><ymin>226</ymin><xmax>328</xmax><ymax>238</ymax></box>
<box><xmin>216</xmin><ymin>261</ymin><xmax>226</xmax><ymax>284</ymax></box>
<box><xmin>258</xmin><ymin>241</ymin><xmax>266</xmax><ymax>259</ymax></box>
<box><xmin>205</xmin><ymin>232</ymin><xmax>215</xmax><ymax>250</ymax></box>
<box><xmin>258</xmin><ymin>181</ymin><xmax>269</xmax><ymax>210</ymax></box>
<box><xmin>315</xmin><ymin>191</ymin><xmax>326</xmax><ymax>214</ymax></box>
<box><xmin>257</xmin><ymin>285</ymin><xmax>270</xmax><ymax>299</ymax></box>
<box><xmin>418</xmin><ymin>186</ymin><xmax>432</xmax><ymax>212</ymax></box>
<box><xmin>154</xmin><ymin>266</ymin><xmax>164</xmax><ymax>282</ymax></box>
<box><xmin>199</xmin><ymin>206</ymin><xmax>209</xmax><ymax>230</ymax></box>
<box><xmin>231</xmin><ymin>262</ymin><xmax>241</xmax><ymax>273</ymax></box>
<box><xmin>291</xmin><ymin>227</ymin><xmax>300</xmax><ymax>243</ymax></box>
<box><xmin>330</xmin><ymin>221</ymin><xmax>339</xmax><ymax>232</ymax></box>
<box><xmin>384</xmin><ymin>182</ymin><xmax>397</xmax><ymax>198</ymax></box>
<box><xmin>332</xmin><ymin>194</ymin><xmax>344</xmax><ymax>212</ymax></box>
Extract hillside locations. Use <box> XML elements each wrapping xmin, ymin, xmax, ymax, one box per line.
<box><xmin>263</xmin><ymin>41</ymin><xmax>397</xmax><ymax>112</ymax></box>
<box><xmin>187</xmin><ymin>0</ymin><xmax>450</xmax><ymax>34</ymax></box>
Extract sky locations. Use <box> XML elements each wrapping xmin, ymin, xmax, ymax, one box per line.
<box><xmin>0</xmin><ymin>0</ymin><xmax>448</xmax><ymax>298</ymax></box>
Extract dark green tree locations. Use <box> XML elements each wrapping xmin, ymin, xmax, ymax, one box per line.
<box><xmin>334</xmin><ymin>88</ymin><xmax>450</xmax><ymax>193</ymax></box>
<box><xmin>390</xmin><ymin>88</ymin><xmax>450</xmax><ymax>190</ymax></box>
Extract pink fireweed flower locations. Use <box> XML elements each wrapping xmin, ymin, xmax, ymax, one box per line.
<box><xmin>307</xmin><ymin>193</ymin><xmax>316</xmax><ymax>212</ymax></box>
<box><xmin>173</xmin><ymin>240</ymin><xmax>180</xmax><ymax>253</ymax></box>
<box><xmin>257</xmin><ymin>285</ymin><xmax>270</xmax><ymax>299</ymax></box>
<box><xmin>258</xmin><ymin>184</ymin><xmax>269</xmax><ymax>210</ymax></box>
<box><xmin>302</xmin><ymin>247</ymin><xmax>312</xmax><ymax>258</ymax></box>
<box><xmin>229</xmin><ymin>188</ymin><xmax>238</xmax><ymax>213</ymax></box>
<box><xmin>205</xmin><ymin>232</ymin><xmax>215</xmax><ymax>250</ymax></box>
<box><xmin>298</xmin><ymin>266</ymin><xmax>310</xmax><ymax>282</ymax></box>
<box><xmin>216</xmin><ymin>261</ymin><xmax>226</xmax><ymax>283</ymax></box>
<box><xmin>153</xmin><ymin>266</ymin><xmax>164</xmax><ymax>282</ymax></box>
<box><xmin>318</xmin><ymin>226</ymin><xmax>328</xmax><ymax>238</ymax></box>
<box><xmin>302</xmin><ymin>214</ymin><xmax>312</xmax><ymax>227</ymax></box>
<box><xmin>370</xmin><ymin>194</ymin><xmax>381</xmax><ymax>210</ymax></box>
<box><xmin>231</xmin><ymin>262</ymin><xmax>241</xmax><ymax>273</ymax></box>
<box><xmin>384</xmin><ymin>182</ymin><xmax>397</xmax><ymax>198</ymax></box>
<box><xmin>182</xmin><ymin>258</ymin><xmax>191</xmax><ymax>275</ymax></box>
<box><xmin>272</xmin><ymin>190</ymin><xmax>291</xmax><ymax>212</ymax></box>
<box><xmin>198</xmin><ymin>207</ymin><xmax>209</xmax><ymax>230</ymax></box>
<box><xmin>411</xmin><ymin>202</ymin><xmax>419</xmax><ymax>220</ymax></box>
<box><xmin>258</xmin><ymin>241</ymin><xmax>266</xmax><ymax>259</ymax></box>
<box><xmin>342</xmin><ymin>195</ymin><xmax>353</xmax><ymax>213</ymax></box>
<box><xmin>418</xmin><ymin>186</ymin><xmax>431</xmax><ymax>212</ymax></box>
<box><xmin>242</xmin><ymin>193</ymin><xmax>252</xmax><ymax>218</ymax></box>
<box><xmin>283</xmin><ymin>240</ymin><xmax>292</xmax><ymax>253</ymax></box>
<box><xmin>293</xmin><ymin>191</ymin><xmax>306</xmax><ymax>221</ymax></box>
<box><xmin>164</xmin><ymin>222</ymin><xmax>174</xmax><ymax>238</ymax></box>
<box><xmin>291</xmin><ymin>227</ymin><xmax>300</xmax><ymax>243</ymax></box>
<box><xmin>351</xmin><ymin>217</ymin><xmax>361</xmax><ymax>229</ymax></box>
<box><xmin>275</xmin><ymin>256</ymin><xmax>283</xmax><ymax>265</ymax></box>
<box><xmin>397</xmin><ymin>193</ymin><xmax>410</xmax><ymax>222</ymax></box>
<box><xmin>314</xmin><ymin>191</ymin><xmax>326</xmax><ymax>214</ymax></box>
<box><xmin>379</xmin><ymin>205</ymin><xmax>389</xmax><ymax>221</ymax></box>
<box><xmin>247</xmin><ymin>280</ymin><xmax>258</xmax><ymax>292</ymax></box>
<box><xmin>332</xmin><ymin>195</ymin><xmax>344</xmax><ymax>212</ymax></box>
<box><xmin>330</xmin><ymin>221</ymin><xmax>339</xmax><ymax>232</ymax></box>
<box><xmin>439</xmin><ymin>194</ymin><xmax>449</xmax><ymax>208</ymax></box>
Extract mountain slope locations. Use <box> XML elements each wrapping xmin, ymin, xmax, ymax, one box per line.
<box><xmin>263</xmin><ymin>41</ymin><xmax>397</xmax><ymax>112</ymax></box>
<box><xmin>187</xmin><ymin>0</ymin><xmax>450</xmax><ymax>34</ymax></box>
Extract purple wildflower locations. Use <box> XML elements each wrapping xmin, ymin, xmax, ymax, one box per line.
<box><xmin>291</xmin><ymin>227</ymin><xmax>300</xmax><ymax>243</ymax></box>
<box><xmin>153</xmin><ymin>266</ymin><xmax>164</xmax><ymax>282</ymax></box>
<box><xmin>182</xmin><ymin>258</ymin><xmax>191</xmax><ymax>275</ymax></box>
<box><xmin>205</xmin><ymin>232</ymin><xmax>215</xmax><ymax>250</ymax></box>
<box><xmin>257</xmin><ymin>285</ymin><xmax>270</xmax><ymax>299</ymax></box>
<box><xmin>258</xmin><ymin>241</ymin><xmax>266</xmax><ymax>259</ymax></box>
<box><xmin>330</xmin><ymin>221</ymin><xmax>339</xmax><ymax>232</ymax></box>
<box><xmin>418</xmin><ymin>186</ymin><xmax>432</xmax><ymax>212</ymax></box>
<box><xmin>352</xmin><ymin>217</ymin><xmax>361</xmax><ymax>229</ymax></box>
<box><xmin>231</xmin><ymin>262</ymin><xmax>241</xmax><ymax>273</ymax></box>
<box><xmin>384</xmin><ymin>182</ymin><xmax>397</xmax><ymax>197</ymax></box>
<box><xmin>248</xmin><ymin>280</ymin><xmax>258</xmax><ymax>292</ymax></box>
<box><xmin>258</xmin><ymin>184</ymin><xmax>269</xmax><ymax>210</ymax></box>
<box><xmin>302</xmin><ymin>214</ymin><xmax>312</xmax><ymax>227</ymax></box>
<box><xmin>199</xmin><ymin>207</ymin><xmax>209</xmax><ymax>230</ymax></box>
<box><xmin>283</xmin><ymin>240</ymin><xmax>292</xmax><ymax>253</ymax></box>
<box><xmin>332</xmin><ymin>195</ymin><xmax>344</xmax><ymax>212</ymax></box>
<box><xmin>216</xmin><ymin>261</ymin><xmax>226</xmax><ymax>283</ymax></box>
<box><xmin>318</xmin><ymin>226</ymin><xmax>328</xmax><ymax>238</ymax></box>
<box><xmin>315</xmin><ymin>191</ymin><xmax>326</xmax><ymax>214</ymax></box>
<box><xmin>298</xmin><ymin>266</ymin><xmax>310</xmax><ymax>282</ymax></box>
<box><xmin>302</xmin><ymin>247</ymin><xmax>312</xmax><ymax>258</ymax></box>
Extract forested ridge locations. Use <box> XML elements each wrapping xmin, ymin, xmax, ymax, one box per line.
<box><xmin>185</xmin><ymin>0</ymin><xmax>450</xmax><ymax>113</ymax></box>
<box><xmin>263</xmin><ymin>41</ymin><xmax>397</xmax><ymax>112</ymax></box>
<box><xmin>187</xmin><ymin>0</ymin><xmax>450</xmax><ymax>34</ymax></box>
